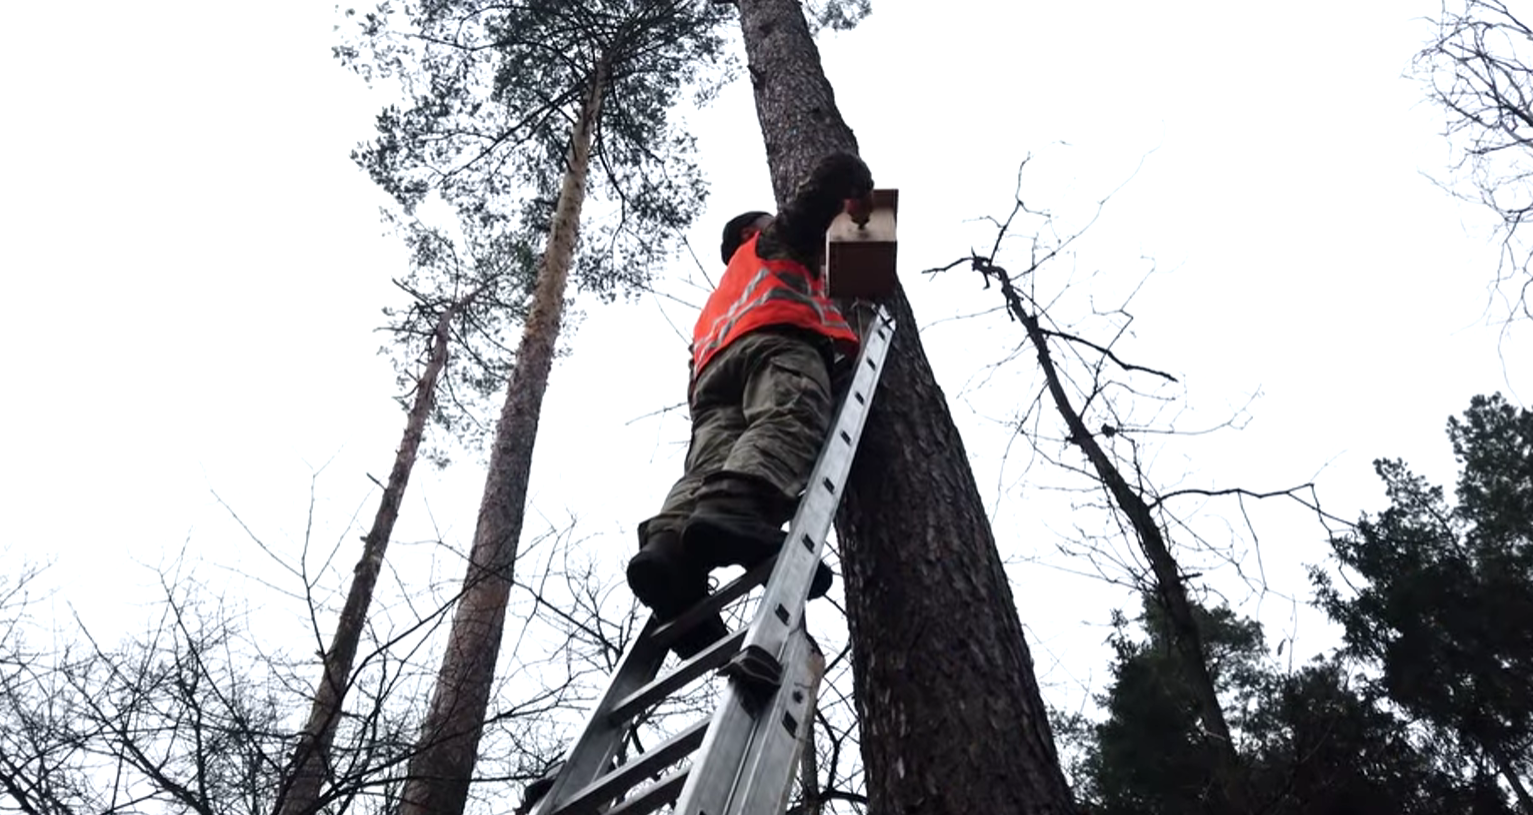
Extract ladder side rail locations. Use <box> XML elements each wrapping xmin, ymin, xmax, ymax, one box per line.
<box><xmin>532</xmin><ymin>557</ymin><xmax>773</xmax><ymax>815</ymax></box>
<box><xmin>552</xmin><ymin>717</ymin><xmax>711</xmax><ymax>815</ymax></box>
<box><xmin>609</xmin><ymin>627</ymin><xmax>748</xmax><ymax>724</ymax></box>
<box><xmin>736</xmin><ymin>306</ymin><xmax>896</xmax><ymax>669</ymax></box>
<box><xmin>727</xmin><ymin>624</ymin><xmax>826</xmax><ymax>815</ymax></box>
<box><xmin>670</xmin><ymin>625</ymin><xmax>821</xmax><ymax>815</ymax></box>
<box><xmin>528</xmin><ymin>617</ymin><xmax>671</xmax><ymax>815</ymax></box>
<box><xmin>535</xmin><ymin>556</ymin><xmax>773</xmax><ymax>815</ymax></box>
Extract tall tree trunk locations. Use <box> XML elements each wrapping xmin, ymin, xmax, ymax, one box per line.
<box><xmin>731</xmin><ymin>3</ymin><xmax>1078</xmax><ymax>812</ymax></box>
<box><xmin>278</xmin><ymin>304</ymin><xmax>457</xmax><ymax>815</ymax></box>
<box><xmin>395</xmin><ymin>64</ymin><xmax>606</xmax><ymax>815</ymax></box>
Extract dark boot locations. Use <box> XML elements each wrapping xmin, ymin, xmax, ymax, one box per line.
<box><xmin>626</xmin><ymin>529</ymin><xmax>728</xmax><ymax>658</ymax></box>
<box><xmin>683</xmin><ymin>487</ymin><xmax>834</xmax><ymax>599</ymax></box>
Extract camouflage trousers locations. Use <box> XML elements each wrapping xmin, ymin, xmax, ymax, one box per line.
<box><xmin>639</xmin><ymin>328</ymin><xmax>834</xmax><ymax>544</ymax></box>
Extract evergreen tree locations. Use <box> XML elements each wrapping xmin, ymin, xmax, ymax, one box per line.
<box><xmin>1316</xmin><ymin>393</ymin><xmax>1533</xmax><ymax>809</ymax></box>
<box><xmin>338</xmin><ymin>3</ymin><xmax>730</xmax><ymax>813</ymax></box>
<box><xmin>1066</xmin><ymin>597</ymin><xmax>1514</xmax><ymax>814</ymax></box>
<box><xmin>721</xmin><ymin>1</ymin><xmax>1079</xmax><ymax>811</ymax></box>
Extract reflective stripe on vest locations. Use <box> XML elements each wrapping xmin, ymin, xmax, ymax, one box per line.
<box><xmin>695</xmin><ymin>269</ymin><xmax>853</xmax><ymax>364</ymax></box>
<box><xmin>695</xmin><ymin>266</ymin><xmax>773</xmax><ymax>355</ymax></box>
<box><xmin>691</xmin><ymin>237</ymin><xmax>859</xmax><ymax>377</ymax></box>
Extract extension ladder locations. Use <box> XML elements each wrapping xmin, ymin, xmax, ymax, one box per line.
<box><xmin>525</xmin><ymin>305</ymin><xmax>895</xmax><ymax>815</ymax></box>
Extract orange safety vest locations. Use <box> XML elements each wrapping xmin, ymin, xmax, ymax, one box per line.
<box><xmin>691</xmin><ymin>235</ymin><xmax>860</xmax><ymax>377</ymax></box>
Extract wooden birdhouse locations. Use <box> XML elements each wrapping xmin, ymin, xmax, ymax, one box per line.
<box><xmin>826</xmin><ymin>188</ymin><xmax>899</xmax><ymax>299</ymax></box>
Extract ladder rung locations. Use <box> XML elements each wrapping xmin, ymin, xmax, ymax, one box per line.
<box><xmin>604</xmin><ymin>767</ymin><xmax>690</xmax><ymax>815</ymax></box>
<box><xmin>552</xmin><ymin>718</ymin><xmax>710</xmax><ymax>815</ymax></box>
<box><xmin>652</xmin><ymin>557</ymin><xmax>775</xmax><ymax>648</ymax></box>
<box><xmin>610</xmin><ymin>627</ymin><xmax>747</xmax><ymax>726</ymax></box>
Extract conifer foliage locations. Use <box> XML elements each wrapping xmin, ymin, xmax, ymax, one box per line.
<box><xmin>336</xmin><ymin>4</ymin><xmax>735</xmax><ymax>814</ymax></box>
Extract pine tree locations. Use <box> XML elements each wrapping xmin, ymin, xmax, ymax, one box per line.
<box><xmin>1066</xmin><ymin>598</ymin><xmax>1514</xmax><ymax>814</ymax></box>
<box><xmin>724</xmin><ymin>1</ymin><xmax>1077</xmax><ymax>811</ymax></box>
<box><xmin>1316</xmin><ymin>393</ymin><xmax>1533</xmax><ymax>810</ymax></box>
<box><xmin>339</xmin><ymin>3</ymin><xmax>730</xmax><ymax>813</ymax></box>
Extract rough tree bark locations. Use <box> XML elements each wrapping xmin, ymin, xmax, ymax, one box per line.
<box><xmin>395</xmin><ymin>63</ymin><xmax>606</xmax><ymax>815</ymax></box>
<box><xmin>277</xmin><ymin>304</ymin><xmax>462</xmax><ymax>815</ymax></box>
<box><xmin>730</xmin><ymin>2</ymin><xmax>1078</xmax><ymax>812</ymax></box>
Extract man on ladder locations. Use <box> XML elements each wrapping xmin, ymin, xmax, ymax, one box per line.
<box><xmin>523</xmin><ymin>152</ymin><xmax>895</xmax><ymax>815</ymax></box>
<box><xmin>628</xmin><ymin>152</ymin><xmax>877</xmax><ymax>657</ymax></box>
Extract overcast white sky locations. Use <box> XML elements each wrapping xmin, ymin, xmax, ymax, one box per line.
<box><xmin>3</xmin><ymin>0</ymin><xmax>1528</xmax><ymax>723</ymax></box>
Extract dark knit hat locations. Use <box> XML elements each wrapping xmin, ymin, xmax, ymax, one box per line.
<box><xmin>720</xmin><ymin>211</ymin><xmax>772</xmax><ymax>265</ymax></box>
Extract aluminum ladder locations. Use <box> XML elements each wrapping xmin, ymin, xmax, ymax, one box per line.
<box><xmin>525</xmin><ymin>305</ymin><xmax>895</xmax><ymax>815</ymax></box>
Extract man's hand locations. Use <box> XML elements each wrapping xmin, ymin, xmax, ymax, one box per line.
<box><xmin>812</xmin><ymin>152</ymin><xmax>873</xmax><ymax>198</ymax></box>
<box><xmin>845</xmin><ymin>191</ymin><xmax>876</xmax><ymax>227</ymax></box>
<box><xmin>760</xmin><ymin>151</ymin><xmax>876</xmax><ymax>268</ymax></box>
